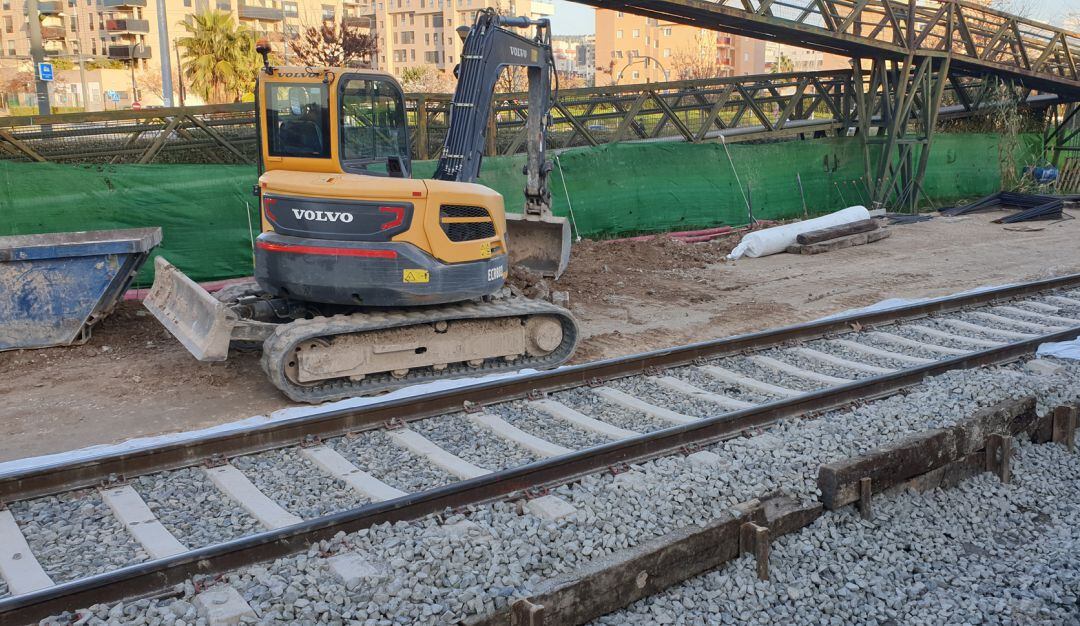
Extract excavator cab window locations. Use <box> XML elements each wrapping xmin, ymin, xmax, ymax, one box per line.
<box><xmin>339</xmin><ymin>75</ymin><xmax>411</xmax><ymax>178</ymax></box>
<box><xmin>265</xmin><ymin>84</ymin><xmax>331</xmax><ymax>159</ymax></box>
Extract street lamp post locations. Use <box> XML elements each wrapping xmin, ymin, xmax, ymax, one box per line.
<box><xmin>156</xmin><ymin>0</ymin><xmax>173</xmax><ymax>106</ymax></box>
<box><xmin>615</xmin><ymin>55</ymin><xmax>670</xmax><ymax>84</ymax></box>
<box><xmin>27</xmin><ymin>0</ymin><xmax>51</xmax><ymax>114</ymax></box>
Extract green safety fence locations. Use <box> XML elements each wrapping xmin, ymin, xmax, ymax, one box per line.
<box><xmin>0</xmin><ymin>133</ymin><xmax>1038</xmax><ymax>285</ymax></box>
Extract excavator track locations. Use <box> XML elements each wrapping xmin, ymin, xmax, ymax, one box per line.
<box><xmin>260</xmin><ymin>295</ymin><xmax>578</xmax><ymax>403</ymax></box>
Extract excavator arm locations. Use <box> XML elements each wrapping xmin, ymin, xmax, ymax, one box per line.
<box><xmin>434</xmin><ymin>10</ymin><xmax>571</xmax><ymax>278</ymax></box>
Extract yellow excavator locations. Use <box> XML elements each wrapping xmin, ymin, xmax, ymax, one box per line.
<box><xmin>145</xmin><ymin>10</ymin><xmax>577</xmax><ymax>403</ymax></box>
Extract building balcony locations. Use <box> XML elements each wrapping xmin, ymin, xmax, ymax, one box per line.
<box><xmin>343</xmin><ymin>15</ymin><xmax>372</xmax><ymax>28</ymax></box>
<box><xmin>108</xmin><ymin>44</ymin><xmax>152</xmax><ymax>59</ymax></box>
<box><xmin>238</xmin><ymin>4</ymin><xmax>284</xmax><ymax>20</ymax></box>
<box><xmin>104</xmin><ymin>18</ymin><xmax>150</xmax><ymax>33</ymax></box>
<box><xmin>37</xmin><ymin>1</ymin><xmax>63</xmax><ymax>14</ymax></box>
<box><xmin>40</xmin><ymin>25</ymin><xmax>65</xmax><ymax>39</ymax></box>
<box><xmin>102</xmin><ymin>0</ymin><xmax>147</xmax><ymax>7</ymax></box>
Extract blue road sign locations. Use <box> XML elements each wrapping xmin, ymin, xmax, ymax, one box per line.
<box><xmin>37</xmin><ymin>62</ymin><xmax>54</xmax><ymax>81</ymax></box>
<box><xmin>106</xmin><ymin>90</ymin><xmax>121</xmax><ymax>102</ymax></box>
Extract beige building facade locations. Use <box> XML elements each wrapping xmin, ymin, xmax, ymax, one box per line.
<box><xmin>595</xmin><ymin>9</ymin><xmax>850</xmax><ymax>85</ymax></box>
<box><xmin>0</xmin><ymin>0</ymin><xmax>552</xmax><ymax>109</ymax></box>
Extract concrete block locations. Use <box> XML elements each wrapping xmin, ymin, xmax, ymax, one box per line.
<box><xmin>327</xmin><ymin>552</ymin><xmax>386</xmax><ymax>591</ymax></box>
<box><xmin>523</xmin><ymin>495</ymin><xmax>577</xmax><ymax>522</ymax></box>
<box><xmin>1026</xmin><ymin>359</ymin><xmax>1065</xmax><ymax>377</ymax></box>
<box><xmin>686</xmin><ymin>450</ymin><xmax>722</xmax><ymax>468</ymax></box>
<box><xmin>193</xmin><ymin>585</ymin><xmax>256</xmax><ymax>626</ymax></box>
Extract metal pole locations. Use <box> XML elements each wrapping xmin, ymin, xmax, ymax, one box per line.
<box><xmin>156</xmin><ymin>0</ymin><xmax>173</xmax><ymax>106</ymax></box>
<box><xmin>27</xmin><ymin>0</ymin><xmax>51</xmax><ymax>115</ymax></box>
<box><xmin>174</xmin><ymin>38</ymin><xmax>185</xmax><ymax>106</ymax></box>
<box><xmin>130</xmin><ymin>59</ymin><xmax>137</xmax><ymax>104</ymax></box>
<box><xmin>75</xmin><ymin>46</ymin><xmax>89</xmax><ymax>111</ymax></box>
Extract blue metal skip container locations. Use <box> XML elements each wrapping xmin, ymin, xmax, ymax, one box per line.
<box><xmin>0</xmin><ymin>227</ymin><xmax>162</xmax><ymax>350</ymax></box>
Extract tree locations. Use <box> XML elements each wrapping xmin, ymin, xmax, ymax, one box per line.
<box><xmin>288</xmin><ymin>19</ymin><xmax>377</xmax><ymax>67</ymax></box>
<box><xmin>771</xmin><ymin>53</ymin><xmax>794</xmax><ymax>74</ymax></box>
<box><xmin>670</xmin><ymin>31</ymin><xmax>722</xmax><ymax>81</ymax></box>
<box><xmin>177</xmin><ymin>10</ymin><xmax>260</xmax><ymax>103</ymax></box>
<box><xmin>399</xmin><ymin>66</ymin><xmax>454</xmax><ymax>93</ymax></box>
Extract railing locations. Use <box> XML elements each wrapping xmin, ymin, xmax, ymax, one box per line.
<box><xmin>574</xmin><ymin>0</ymin><xmax>1080</xmax><ymax>95</ymax></box>
<box><xmin>0</xmin><ymin>70</ymin><xmax>1054</xmax><ymax>165</ymax></box>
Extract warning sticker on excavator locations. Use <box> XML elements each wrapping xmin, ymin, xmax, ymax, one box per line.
<box><xmin>479</xmin><ymin>242</ymin><xmax>492</xmax><ymax>259</ymax></box>
<box><xmin>403</xmin><ymin>269</ymin><xmax>430</xmax><ymax>283</ymax></box>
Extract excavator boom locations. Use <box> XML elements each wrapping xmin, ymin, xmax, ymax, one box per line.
<box><xmin>436</xmin><ymin>10</ymin><xmax>571</xmax><ymax>278</ymax></box>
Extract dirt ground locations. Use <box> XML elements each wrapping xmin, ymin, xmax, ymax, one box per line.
<box><xmin>3</xmin><ymin>212</ymin><xmax>1080</xmax><ymax>463</ymax></box>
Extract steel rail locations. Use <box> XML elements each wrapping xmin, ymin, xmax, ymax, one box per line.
<box><xmin>2</xmin><ymin>305</ymin><xmax>1078</xmax><ymax>623</ymax></box>
<box><xmin>3</xmin><ymin>273</ymin><xmax>1080</xmax><ymax>506</ymax></box>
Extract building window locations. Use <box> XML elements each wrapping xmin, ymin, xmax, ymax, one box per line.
<box><xmin>631</xmin><ymin>70</ymin><xmax>639</xmax><ymax>79</ymax></box>
<box><xmin>400</xmin><ymin>30</ymin><xmax>413</xmax><ymax>44</ymax></box>
<box><xmin>410</xmin><ymin>48</ymin><xmax>415</xmax><ymax>60</ymax></box>
<box><xmin>183</xmin><ymin>0</ymin><xmax>191</xmax><ymax>6</ymax></box>
<box><xmin>663</xmin><ymin>27</ymin><xmax>671</xmax><ymax>36</ymax></box>
<box><xmin>432</xmin><ymin>14</ymin><xmax>441</xmax><ymax>27</ymax></box>
<box><xmin>70</xmin><ymin>15</ymin><xmax>77</xmax><ymax>31</ymax></box>
<box><xmin>615</xmin><ymin>29</ymin><xmax>622</xmax><ymax>39</ymax></box>
<box><xmin>632</xmin><ymin>29</ymin><xmax>639</xmax><ymax>38</ymax></box>
<box><xmin>5</xmin><ymin>17</ymin><xmax>12</xmax><ymax>34</ymax></box>
<box><xmin>284</xmin><ymin>1</ymin><xmax>297</xmax><ymax>16</ymax></box>
<box><xmin>216</xmin><ymin>0</ymin><xmax>230</xmax><ymax>10</ymax></box>
<box><xmin>616</xmin><ymin>11</ymin><xmax>622</xmax><ymax>16</ymax></box>
<box><xmin>321</xmin><ymin>4</ymin><xmax>334</xmax><ymax>20</ymax></box>
<box><xmin>662</xmin><ymin>48</ymin><xmax>670</xmax><ymax>58</ymax></box>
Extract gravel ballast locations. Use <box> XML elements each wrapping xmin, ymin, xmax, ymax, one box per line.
<box><xmin>9</xmin><ymin>489</ymin><xmax>146</xmax><ymax>584</ymax></box>
<box><xmin>133</xmin><ymin>468</ymin><xmax>262</xmax><ymax>549</ymax></box>
<box><xmin>44</xmin><ymin>359</ymin><xmax>1080</xmax><ymax>624</ymax></box>
<box><xmin>329</xmin><ymin>430</ymin><xmax>456</xmax><ymax>493</ymax></box>
<box><xmin>489</xmin><ymin>400</ymin><xmax>612</xmax><ymax>450</ymax></box>
<box><xmin>410</xmin><ymin>413</ymin><xmax>539</xmax><ymax>470</ymax></box>
<box><xmin>595</xmin><ymin>437</ymin><xmax>1080</xmax><ymax>625</ymax></box>
<box><xmin>231</xmin><ymin>447</ymin><xmax>368</xmax><ymax>519</ymax></box>
<box><xmin>555</xmin><ymin>387</ymin><xmax>674</xmax><ymax>433</ymax></box>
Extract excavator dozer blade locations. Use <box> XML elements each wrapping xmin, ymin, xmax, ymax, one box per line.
<box><xmin>505</xmin><ymin>212</ymin><xmax>572</xmax><ymax>279</ymax></box>
<box><xmin>142</xmin><ymin>256</ymin><xmax>238</xmax><ymax>362</ymax></box>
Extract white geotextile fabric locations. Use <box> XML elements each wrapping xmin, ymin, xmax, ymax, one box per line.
<box><xmin>0</xmin><ymin>367</ymin><xmax>557</xmax><ymax>477</ymax></box>
<box><xmin>727</xmin><ymin>206</ymin><xmax>871</xmax><ymax>260</ymax></box>
<box><xmin>1037</xmin><ymin>340</ymin><xmax>1080</xmax><ymax>361</ymax></box>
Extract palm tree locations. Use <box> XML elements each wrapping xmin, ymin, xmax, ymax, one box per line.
<box><xmin>177</xmin><ymin>10</ymin><xmax>259</xmax><ymax>103</ymax></box>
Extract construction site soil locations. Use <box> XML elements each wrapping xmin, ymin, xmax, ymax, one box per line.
<box><xmin>3</xmin><ymin>213</ymin><xmax>1079</xmax><ymax>462</ymax></box>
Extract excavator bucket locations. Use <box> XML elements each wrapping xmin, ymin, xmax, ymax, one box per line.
<box><xmin>505</xmin><ymin>212</ymin><xmax>572</xmax><ymax>279</ymax></box>
<box><xmin>142</xmin><ymin>256</ymin><xmax>238</xmax><ymax>361</ymax></box>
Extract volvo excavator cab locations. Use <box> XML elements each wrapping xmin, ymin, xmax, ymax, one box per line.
<box><xmin>144</xmin><ymin>11</ymin><xmax>578</xmax><ymax>403</ymax></box>
<box><xmin>254</xmin><ymin>68</ymin><xmax>509</xmax><ymax>307</ymax></box>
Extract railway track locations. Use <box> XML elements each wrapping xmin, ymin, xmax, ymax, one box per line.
<box><xmin>3</xmin><ymin>275</ymin><xmax>1080</xmax><ymax>623</ymax></box>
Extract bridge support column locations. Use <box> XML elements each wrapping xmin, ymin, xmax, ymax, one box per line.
<box><xmin>1045</xmin><ymin>103</ymin><xmax>1080</xmax><ymax>170</ymax></box>
<box><xmin>854</xmin><ymin>54</ymin><xmax>951</xmax><ymax>213</ymax></box>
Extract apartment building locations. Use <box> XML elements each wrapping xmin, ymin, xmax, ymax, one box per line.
<box><xmin>369</xmin><ymin>0</ymin><xmax>551</xmax><ymax>75</ymax></box>
<box><xmin>595</xmin><ymin>10</ymin><xmax>778</xmax><ymax>85</ymax></box>
<box><xmin>764</xmin><ymin>41</ymin><xmax>848</xmax><ymax>73</ymax></box>
<box><xmin>550</xmin><ymin>33</ymin><xmax>592</xmax><ymax>82</ymax></box>
<box><xmin>0</xmin><ymin>0</ymin><xmax>552</xmax><ymax>108</ymax></box>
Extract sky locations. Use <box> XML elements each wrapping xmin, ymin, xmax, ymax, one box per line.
<box><xmin>547</xmin><ymin>0</ymin><xmax>1080</xmax><ymax>36</ymax></box>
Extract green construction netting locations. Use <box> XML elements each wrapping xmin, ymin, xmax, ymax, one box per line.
<box><xmin>0</xmin><ymin>133</ymin><xmax>1038</xmax><ymax>285</ymax></box>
